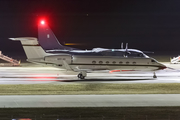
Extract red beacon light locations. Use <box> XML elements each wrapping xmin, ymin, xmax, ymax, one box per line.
<box><xmin>40</xmin><ymin>20</ymin><xmax>45</xmax><ymax>25</ymax></box>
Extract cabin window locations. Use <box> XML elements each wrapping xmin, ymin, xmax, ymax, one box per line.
<box><xmin>99</xmin><ymin>61</ymin><xmax>103</xmax><ymax>64</ymax></box>
<box><xmin>57</xmin><ymin>58</ymin><xmax>62</xmax><ymax>60</ymax></box>
<box><xmin>106</xmin><ymin>61</ymin><xmax>109</xmax><ymax>64</ymax></box>
<box><xmin>126</xmin><ymin>62</ymin><xmax>129</xmax><ymax>64</ymax></box>
<box><xmin>112</xmin><ymin>61</ymin><xmax>116</xmax><ymax>64</ymax></box>
<box><xmin>119</xmin><ymin>61</ymin><xmax>123</xmax><ymax>64</ymax></box>
<box><xmin>133</xmin><ymin>62</ymin><xmax>136</xmax><ymax>64</ymax></box>
<box><xmin>92</xmin><ymin>61</ymin><xmax>96</xmax><ymax>64</ymax></box>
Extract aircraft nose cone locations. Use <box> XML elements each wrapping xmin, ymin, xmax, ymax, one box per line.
<box><xmin>159</xmin><ymin>64</ymin><xmax>167</xmax><ymax>70</ymax></box>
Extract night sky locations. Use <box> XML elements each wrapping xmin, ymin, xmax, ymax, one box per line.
<box><xmin>1</xmin><ymin>0</ymin><xmax>180</xmax><ymax>55</ymax></box>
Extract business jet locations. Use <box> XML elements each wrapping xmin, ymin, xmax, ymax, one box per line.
<box><xmin>10</xmin><ymin>20</ymin><xmax>166</xmax><ymax>79</ymax></box>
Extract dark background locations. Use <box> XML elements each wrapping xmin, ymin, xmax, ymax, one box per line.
<box><xmin>1</xmin><ymin>0</ymin><xmax>180</xmax><ymax>56</ymax></box>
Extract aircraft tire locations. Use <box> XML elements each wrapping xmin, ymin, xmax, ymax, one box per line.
<box><xmin>80</xmin><ymin>76</ymin><xmax>85</xmax><ymax>79</ymax></box>
<box><xmin>77</xmin><ymin>73</ymin><xmax>85</xmax><ymax>79</ymax></box>
<box><xmin>153</xmin><ymin>72</ymin><xmax>157</xmax><ymax>78</ymax></box>
<box><xmin>77</xmin><ymin>74</ymin><xmax>81</xmax><ymax>78</ymax></box>
<box><xmin>153</xmin><ymin>75</ymin><xmax>157</xmax><ymax>78</ymax></box>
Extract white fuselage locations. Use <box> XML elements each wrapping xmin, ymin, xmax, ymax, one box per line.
<box><xmin>30</xmin><ymin>54</ymin><xmax>166</xmax><ymax>72</ymax></box>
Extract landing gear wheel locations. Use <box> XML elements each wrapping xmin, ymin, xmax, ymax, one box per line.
<box><xmin>80</xmin><ymin>76</ymin><xmax>85</xmax><ymax>79</ymax></box>
<box><xmin>153</xmin><ymin>72</ymin><xmax>157</xmax><ymax>78</ymax></box>
<box><xmin>77</xmin><ymin>73</ymin><xmax>85</xmax><ymax>79</ymax></box>
<box><xmin>77</xmin><ymin>72</ymin><xmax>87</xmax><ymax>79</ymax></box>
<box><xmin>77</xmin><ymin>73</ymin><xmax>82</xmax><ymax>78</ymax></box>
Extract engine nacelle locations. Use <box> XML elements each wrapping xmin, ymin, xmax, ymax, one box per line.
<box><xmin>44</xmin><ymin>55</ymin><xmax>72</xmax><ymax>65</ymax></box>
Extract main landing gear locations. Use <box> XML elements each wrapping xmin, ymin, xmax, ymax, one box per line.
<box><xmin>153</xmin><ymin>72</ymin><xmax>157</xmax><ymax>78</ymax></box>
<box><xmin>77</xmin><ymin>71</ymin><xmax>87</xmax><ymax>79</ymax></box>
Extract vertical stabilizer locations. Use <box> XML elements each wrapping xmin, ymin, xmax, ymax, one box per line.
<box><xmin>38</xmin><ymin>20</ymin><xmax>73</xmax><ymax>50</ymax></box>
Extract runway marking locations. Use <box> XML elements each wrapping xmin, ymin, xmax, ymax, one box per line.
<box><xmin>46</xmin><ymin>100</ymin><xmax>53</xmax><ymax>107</ymax></box>
<box><xmin>14</xmin><ymin>100</ymin><xmax>19</xmax><ymax>107</ymax></box>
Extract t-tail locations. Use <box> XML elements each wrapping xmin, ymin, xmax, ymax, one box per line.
<box><xmin>9</xmin><ymin>37</ymin><xmax>51</xmax><ymax>62</ymax></box>
<box><xmin>38</xmin><ymin>20</ymin><xmax>74</xmax><ymax>51</ymax></box>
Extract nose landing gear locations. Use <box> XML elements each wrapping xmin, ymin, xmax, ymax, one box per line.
<box><xmin>153</xmin><ymin>72</ymin><xmax>157</xmax><ymax>78</ymax></box>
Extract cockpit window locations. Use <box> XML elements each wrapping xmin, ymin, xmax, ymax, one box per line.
<box><xmin>138</xmin><ymin>53</ymin><xmax>143</xmax><ymax>57</ymax></box>
<box><xmin>151</xmin><ymin>59</ymin><xmax>156</xmax><ymax>62</ymax></box>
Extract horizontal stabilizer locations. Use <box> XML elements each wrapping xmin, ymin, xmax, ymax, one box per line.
<box><xmin>9</xmin><ymin>37</ymin><xmax>39</xmax><ymax>45</ymax></box>
<box><xmin>10</xmin><ymin>37</ymin><xmax>50</xmax><ymax>59</ymax></box>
